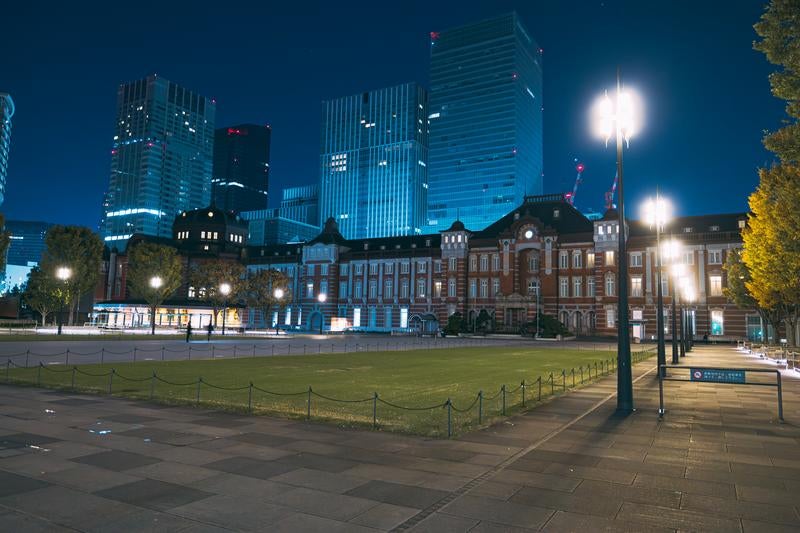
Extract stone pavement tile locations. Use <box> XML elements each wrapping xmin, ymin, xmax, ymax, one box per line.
<box><xmin>593</xmin><ymin>457</ymin><xmax>687</xmax><ymax>478</ymax></box>
<box><xmin>569</xmin><ymin>444</ymin><xmax>647</xmax><ymax>462</ymax></box>
<box><xmin>0</xmin><ymin>432</ymin><xmax>62</xmax><ymax>449</ymax></box>
<box><xmin>450</xmin><ymin>440</ymin><xmax>522</xmax><ymax>457</ymax></box>
<box><xmin>405</xmin><ymin>457</ymin><xmax>489</xmax><ymax>479</ymax></box>
<box><xmin>736</xmin><ymin>484</ymin><xmax>798</xmax><ymax>506</ymax></box>
<box><xmin>346</xmin><ymin>479</ymin><xmax>449</xmax><ymax>509</ymax></box>
<box><xmin>203</xmin><ymin>455</ymin><xmax>295</xmax><ymax>479</ymax></box>
<box><xmin>230</xmin><ymin>431</ymin><xmax>297</xmax><ymax>447</ymax></box>
<box><xmin>71</xmin><ymin>449</ymin><xmax>162</xmax><ymax>471</ymax></box>
<box><xmin>416</xmin><ymin>472</ymin><xmax>473</xmax><ymax>492</ymax></box>
<box><xmin>0</xmin><ymin>470</ymin><xmax>50</xmax><ymax>497</ymax></box>
<box><xmin>0</xmin><ymin>450</ymin><xmax>76</xmax><ymax>477</ymax></box>
<box><xmin>270</xmin><ymin>486</ymin><xmax>379</xmax><ymax>521</ymax></box>
<box><xmin>149</xmin><ymin>445</ymin><xmax>229</xmax><ymax>465</ymax></box>
<box><xmin>124</xmin><ymin>460</ymin><xmax>219</xmax><ymax>484</ymax></box>
<box><xmin>684</xmin><ymin>465</ymin><xmax>787</xmax><ymax>489</ymax></box>
<box><xmin>509</xmin><ymin>485</ymin><xmax>623</xmax><ymax>518</ymax></box>
<box><xmin>540</xmin><ymin>510</ymin><xmax>674</xmax><ymax>532</ymax></box>
<box><xmin>491</xmin><ymin>468</ymin><xmax>582</xmax><ymax>492</ymax></box>
<box><xmin>505</xmin><ymin>457</ymin><xmax>549</xmax><ymax>473</ymax></box>
<box><xmin>633</xmin><ymin>472</ymin><xmax>736</xmax><ymax>498</ymax></box>
<box><xmin>40</xmin><ymin>463</ymin><xmax>141</xmax><ymax>492</ymax></box>
<box><xmin>82</xmin><ymin>507</ymin><xmax>198</xmax><ymax>533</ymax></box>
<box><xmin>193</xmin><ymin>472</ymin><xmax>293</xmax><ymax>498</ymax></box>
<box><xmin>341</xmin><ymin>463</ymin><xmax>438</xmax><ymax>486</ymax></box>
<box><xmin>44</xmin><ymin>440</ymin><xmax>106</xmax><ymax>459</ymax></box>
<box><xmin>118</xmin><ymin>427</ymin><xmax>210</xmax><ymax>446</ymax></box>
<box><xmin>0</xmin><ymin>485</ymin><xmax>138</xmax><ymax>531</ymax></box>
<box><xmin>741</xmin><ymin>519</ymin><xmax>800</xmax><ymax>533</ymax></box>
<box><xmin>47</xmin><ymin>398</ymin><xmax>101</xmax><ymax>406</ymax></box>
<box><xmin>542</xmin><ymin>462</ymin><xmax>636</xmax><ymax>484</ymax></box>
<box><xmin>572</xmin><ymin>479</ymin><xmax>681</xmax><ymax>509</ymax></box>
<box><xmin>681</xmin><ymin>492</ymin><xmax>800</xmax><ymax>527</ymax></box>
<box><xmin>469</xmin><ymin>521</ymin><xmax>536</xmax><ymax>532</ymax></box>
<box><xmin>440</xmin><ymin>494</ymin><xmax>554</xmax><ymax>530</ymax></box>
<box><xmin>188</xmin><ymin>416</ymin><xmax>252</xmax><ymax>428</ymax></box>
<box><xmin>465</xmin><ymin>453</ymin><xmax>507</xmax><ymax>467</ymax></box>
<box><xmin>0</xmin><ymin>508</ymin><xmax>74</xmax><ymax>532</ymax></box>
<box><xmin>270</xmin><ymin>512</ymin><xmax>380</xmax><ymax>533</ymax></box>
<box><xmin>211</xmin><ymin>442</ymin><xmax>296</xmax><ymax>461</ymax></box>
<box><xmin>349</xmin><ymin>502</ymin><xmax>420</xmax><ymax>530</ymax></box>
<box><xmin>275</xmin><ymin>452</ymin><xmax>360</xmax><ymax>473</ymax></box>
<box><xmin>282</xmin><ymin>439</ymin><xmax>349</xmax><ymax>456</ymax></box>
<box><xmin>521</xmin><ymin>449</ymin><xmax>601</xmax><ymax>467</ymax></box>
<box><xmin>176</xmin><ymin>525</ymin><xmax>234</xmax><ymax>533</ymax></box>
<box><xmin>616</xmin><ymin>501</ymin><xmax>743</xmax><ymax>532</ymax></box>
<box><xmin>100</xmin><ymin>413</ymin><xmax>161</xmax><ymax>424</ymax></box>
<box><xmin>271</xmin><ymin>467</ymin><xmax>370</xmax><ymax>494</ymax></box>
<box><xmin>170</xmin><ymin>494</ymin><xmax>295</xmax><ymax>531</ymax></box>
<box><xmin>94</xmin><ymin>478</ymin><xmax>214</xmax><ymax>511</ymax></box>
<box><xmin>408</xmin><ymin>512</ymin><xmax>479</xmax><ymax>533</ymax></box>
<box><xmin>399</xmin><ymin>446</ymin><xmax>478</xmax><ymax>463</ymax></box>
<box><xmin>468</xmin><ymin>480</ymin><xmax>522</xmax><ymax>501</ymax></box>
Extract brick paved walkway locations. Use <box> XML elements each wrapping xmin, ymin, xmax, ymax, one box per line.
<box><xmin>0</xmin><ymin>344</ymin><xmax>797</xmax><ymax>532</ymax></box>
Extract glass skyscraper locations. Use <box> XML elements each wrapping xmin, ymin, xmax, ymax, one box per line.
<box><xmin>212</xmin><ymin>124</ymin><xmax>270</xmax><ymax>213</ymax></box>
<box><xmin>0</xmin><ymin>93</ymin><xmax>15</xmax><ymax>207</ymax></box>
<box><xmin>319</xmin><ymin>83</ymin><xmax>428</xmax><ymax>239</ymax></box>
<box><xmin>427</xmin><ymin>12</ymin><xmax>543</xmax><ymax>231</ymax></box>
<box><xmin>280</xmin><ymin>184</ymin><xmax>319</xmax><ymax>226</ymax></box>
<box><xmin>100</xmin><ymin>75</ymin><xmax>216</xmax><ymax>247</ymax></box>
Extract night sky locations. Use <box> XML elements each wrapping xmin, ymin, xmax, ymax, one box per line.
<box><xmin>3</xmin><ymin>0</ymin><xmax>783</xmax><ymax>229</ymax></box>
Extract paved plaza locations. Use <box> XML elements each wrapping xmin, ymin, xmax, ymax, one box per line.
<box><xmin>0</xmin><ymin>344</ymin><xmax>798</xmax><ymax>532</ymax></box>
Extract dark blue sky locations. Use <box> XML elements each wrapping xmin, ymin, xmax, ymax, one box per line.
<box><xmin>2</xmin><ymin>0</ymin><xmax>783</xmax><ymax>228</ymax></box>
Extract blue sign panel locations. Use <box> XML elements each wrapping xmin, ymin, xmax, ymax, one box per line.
<box><xmin>690</xmin><ymin>368</ymin><xmax>746</xmax><ymax>384</ymax></box>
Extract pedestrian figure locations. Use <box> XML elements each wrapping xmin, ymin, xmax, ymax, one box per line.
<box><xmin>185</xmin><ymin>322</ymin><xmax>192</xmax><ymax>343</ymax></box>
<box><xmin>207</xmin><ymin>322</ymin><xmax>213</xmax><ymax>341</ymax></box>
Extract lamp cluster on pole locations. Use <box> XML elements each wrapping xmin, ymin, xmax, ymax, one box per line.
<box><xmin>56</xmin><ymin>266</ymin><xmax>72</xmax><ymax>336</ymax></box>
<box><xmin>642</xmin><ymin>195</ymin><xmax>671</xmax><ymax>377</ymax></box>
<box><xmin>317</xmin><ymin>293</ymin><xmax>327</xmax><ymax>334</ymax></box>
<box><xmin>594</xmin><ymin>69</ymin><xmax>640</xmax><ymax>414</ymax></box>
<box><xmin>219</xmin><ymin>282</ymin><xmax>231</xmax><ymax>336</ymax></box>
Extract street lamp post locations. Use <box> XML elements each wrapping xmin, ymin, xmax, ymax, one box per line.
<box><xmin>219</xmin><ymin>282</ymin><xmax>231</xmax><ymax>336</ymax></box>
<box><xmin>595</xmin><ymin>69</ymin><xmax>639</xmax><ymax>414</ymax></box>
<box><xmin>665</xmin><ymin>241</ymin><xmax>683</xmax><ymax>364</ymax></box>
<box><xmin>317</xmin><ymin>293</ymin><xmax>327</xmax><ymax>334</ymax></box>
<box><xmin>683</xmin><ymin>284</ymin><xmax>696</xmax><ymax>354</ymax></box>
<box><xmin>149</xmin><ymin>276</ymin><xmax>163</xmax><ymax>335</ymax></box>
<box><xmin>56</xmin><ymin>267</ymin><xmax>72</xmax><ymax>335</ymax></box>
<box><xmin>643</xmin><ymin>195</ymin><xmax>671</xmax><ymax>377</ymax></box>
<box><xmin>273</xmin><ymin>288</ymin><xmax>284</xmax><ymax>335</ymax></box>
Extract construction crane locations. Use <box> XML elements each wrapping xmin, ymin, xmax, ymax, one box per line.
<box><xmin>605</xmin><ymin>170</ymin><xmax>618</xmax><ymax>211</ymax></box>
<box><xmin>564</xmin><ymin>160</ymin><xmax>585</xmax><ymax>206</ymax></box>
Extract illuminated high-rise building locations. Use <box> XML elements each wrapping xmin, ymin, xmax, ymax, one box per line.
<box><xmin>100</xmin><ymin>75</ymin><xmax>216</xmax><ymax>248</ymax></box>
<box><xmin>427</xmin><ymin>12</ymin><xmax>543</xmax><ymax>231</ymax></box>
<box><xmin>319</xmin><ymin>83</ymin><xmax>428</xmax><ymax>239</ymax></box>
<box><xmin>0</xmin><ymin>93</ymin><xmax>15</xmax><ymax>206</ymax></box>
<box><xmin>212</xmin><ymin>124</ymin><xmax>270</xmax><ymax>213</ymax></box>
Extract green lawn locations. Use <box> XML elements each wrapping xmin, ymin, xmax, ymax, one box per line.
<box><xmin>7</xmin><ymin>345</ymin><xmax>655</xmax><ymax>437</ymax></box>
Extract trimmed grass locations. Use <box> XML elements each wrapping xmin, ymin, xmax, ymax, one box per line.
<box><xmin>7</xmin><ymin>345</ymin><xmax>655</xmax><ymax>436</ymax></box>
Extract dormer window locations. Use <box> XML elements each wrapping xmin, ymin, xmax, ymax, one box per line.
<box><xmin>457</xmin><ymin>234</ymin><xmax>462</xmax><ymax>243</ymax></box>
<box><xmin>364</xmin><ymin>243</ymin><xmax>369</xmax><ymax>250</ymax></box>
<box><xmin>553</xmin><ymin>209</ymin><xmax>560</xmax><ymax>218</ymax></box>
<box><xmin>709</xmin><ymin>225</ymin><xmax>719</xmax><ymax>232</ymax></box>
<box><xmin>738</xmin><ymin>220</ymin><xmax>746</xmax><ymax>229</ymax></box>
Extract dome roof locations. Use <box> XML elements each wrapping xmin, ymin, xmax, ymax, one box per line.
<box><xmin>601</xmin><ymin>208</ymin><xmax>619</xmax><ymax>221</ymax></box>
<box><xmin>443</xmin><ymin>220</ymin><xmax>466</xmax><ymax>232</ymax></box>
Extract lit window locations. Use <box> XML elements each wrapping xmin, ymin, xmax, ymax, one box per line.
<box><xmin>572</xmin><ymin>251</ymin><xmax>582</xmax><ymax>269</ymax></box>
<box><xmin>631</xmin><ymin>276</ymin><xmax>643</xmax><ymax>297</ymax></box>
<box><xmin>306</xmin><ymin>283</ymin><xmax>314</xmax><ymax>298</ymax></box>
<box><xmin>434</xmin><ymin>281</ymin><xmax>442</xmax><ymax>298</ymax></box>
<box><xmin>401</xmin><ymin>262</ymin><xmax>410</xmax><ymax>274</ymax></box>
<box><xmin>630</xmin><ymin>253</ymin><xmax>642</xmax><ymax>267</ymax></box>
<box><xmin>448</xmin><ymin>278</ymin><xmax>457</xmax><ymax>297</ymax></box>
<box><xmin>560</xmin><ymin>277</ymin><xmax>569</xmax><ymax>297</ymax></box>
<box><xmin>709</xmin><ymin>275</ymin><xmax>723</xmax><ymax>297</ymax></box>
<box><xmin>587</xmin><ymin>253</ymin><xmax>595</xmax><ymax>268</ymax></box>
<box><xmin>417</xmin><ymin>279</ymin><xmax>426</xmax><ymax>298</ymax></box>
<box><xmin>417</xmin><ymin>261</ymin><xmax>427</xmax><ymax>273</ymax></box>
<box><xmin>385</xmin><ymin>263</ymin><xmax>394</xmax><ymax>275</ymax></box>
<box><xmin>529</xmin><ymin>254</ymin><xmax>539</xmax><ymax>271</ymax></box>
<box><xmin>711</xmin><ymin>310</ymin><xmax>724</xmax><ymax>335</ymax></box>
<box><xmin>605</xmin><ymin>251</ymin><xmax>615</xmax><ymax>266</ymax></box>
<box><xmin>559</xmin><ymin>251</ymin><xmax>569</xmax><ymax>269</ymax></box>
<box><xmin>449</xmin><ymin>257</ymin><xmax>457</xmax><ymax>271</ymax></box>
<box><xmin>469</xmin><ymin>279</ymin><xmax>477</xmax><ymax>298</ymax></box>
<box><xmin>605</xmin><ymin>273</ymin><xmax>615</xmax><ymax>296</ymax></box>
<box><xmin>606</xmin><ymin>309</ymin><xmax>615</xmax><ymax>328</ymax></box>
<box><xmin>708</xmin><ymin>250</ymin><xmax>722</xmax><ymax>265</ymax></box>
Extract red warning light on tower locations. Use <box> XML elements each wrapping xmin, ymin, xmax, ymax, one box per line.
<box><xmin>430</xmin><ymin>31</ymin><xmax>440</xmax><ymax>41</ymax></box>
<box><xmin>576</xmin><ymin>163</ymin><xmax>585</xmax><ymax>173</ymax></box>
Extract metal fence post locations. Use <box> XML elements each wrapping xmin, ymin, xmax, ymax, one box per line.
<box><xmin>5</xmin><ymin>359</ymin><xmax>9</xmax><ymax>382</ymax></box>
<box><xmin>595</xmin><ymin>362</ymin><xmax>598</xmax><ymax>379</ymax></box>
<box><xmin>71</xmin><ymin>366</ymin><xmax>76</xmax><ymax>390</ymax></box>
<box><xmin>478</xmin><ymin>391</ymin><xmax>483</xmax><ymax>424</ymax></box>
<box><xmin>133</xmin><ymin>347</ymin><xmax>137</xmax><ymax>363</ymax></box>
<box><xmin>65</xmin><ymin>348</ymin><xmax>70</xmax><ymax>366</ymax></box>
<box><xmin>572</xmin><ymin>368</ymin><xmax>576</xmax><ymax>387</ymax></box>
<box><xmin>196</xmin><ymin>377</ymin><xmax>202</xmax><ymax>404</ymax></box>
<box><xmin>550</xmin><ymin>372</ymin><xmax>554</xmax><ymax>395</ymax></box>
<box><xmin>501</xmin><ymin>385</ymin><xmax>506</xmax><ymax>416</ymax></box>
<box><xmin>580</xmin><ymin>366</ymin><xmax>584</xmax><ymax>383</ymax></box>
<box><xmin>777</xmin><ymin>371</ymin><xmax>784</xmax><ymax>422</ymax></box>
<box><xmin>373</xmin><ymin>392</ymin><xmax>378</xmax><ymax>429</ymax></box>
<box><xmin>161</xmin><ymin>346</ymin><xmax>165</xmax><ymax>361</ymax></box>
<box><xmin>248</xmin><ymin>382</ymin><xmax>253</xmax><ymax>412</ymax></box>
<box><xmin>521</xmin><ymin>380</ymin><xmax>526</xmax><ymax>407</ymax></box>
<box><xmin>446</xmin><ymin>398</ymin><xmax>452</xmax><ymax>438</ymax></box>
<box><xmin>562</xmin><ymin>369</ymin><xmax>566</xmax><ymax>391</ymax></box>
<box><xmin>537</xmin><ymin>376</ymin><xmax>542</xmax><ymax>401</ymax></box>
<box><xmin>37</xmin><ymin>362</ymin><xmax>42</xmax><ymax>386</ymax></box>
<box><xmin>150</xmin><ymin>371</ymin><xmax>156</xmax><ymax>400</ymax></box>
<box><xmin>212</xmin><ymin>346</ymin><xmax>215</xmax><ymax>359</ymax></box>
<box><xmin>307</xmin><ymin>387</ymin><xmax>312</xmax><ymax>420</ymax></box>
<box><xmin>25</xmin><ymin>349</ymin><xmax>30</xmax><ymax>368</ymax></box>
<box><xmin>108</xmin><ymin>369</ymin><xmax>114</xmax><ymax>394</ymax></box>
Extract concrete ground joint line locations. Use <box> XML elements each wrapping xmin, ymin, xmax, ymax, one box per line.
<box><xmin>390</xmin><ymin>360</ymin><xmax>658</xmax><ymax>532</ymax></box>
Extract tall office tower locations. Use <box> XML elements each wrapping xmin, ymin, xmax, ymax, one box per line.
<box><xmin>212</xmin><ymin>124</ymin><xmax>270</xmax><ymax>213</ymax></box>
<box><xmin>100</xmin><ymin>75</ymin><xmax>216</xmax><ymax>248</ymax></box>
<box><xmin>5</xmin><ymin>220</ymin><xmax>54</xmax><ymax>266</ymax></box>
<box><xmin>0</xmin><ymin>93</ymin><xmax>15</xmax><ymax>207</ymax></box>
<box><xmin>280</xmin><ymin>184</ymin><xmax>319</xmax><ymax>226</ymax></box>
<box><xmin>427</xmin><ymin>12</ymin><xmax>543</xmax><ymax>231</ymax></box>
<box><xmin>319</xmin><ymin>83</ymin><xmax>428</xmax><ymax>240</ymax></box>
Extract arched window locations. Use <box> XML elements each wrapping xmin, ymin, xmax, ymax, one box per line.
<box><xmin>605</xmin><ymin>272</ymin><xmax>615</xmax><ymax>296</ymax></box>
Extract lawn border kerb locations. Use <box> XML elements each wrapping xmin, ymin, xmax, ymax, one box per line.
<box><xmin>4</xmin><ymin>346</ymin><xmax>657</xmax><ymax>438</ymax></box>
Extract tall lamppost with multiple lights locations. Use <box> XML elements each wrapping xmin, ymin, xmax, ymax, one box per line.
<box><xmin>219</xmin><ymin>282</ymin><xmax>231</xmax><ymax>336</ymax></box>
<box><xmin>663</xmin><ymin>241</ymin><xmax>682</xmax><ymax>364</ymax></box>
<box><xmin>317</xmin><ymin>293</ymin><xmax>327</xmax><ymax>334</ymax></box>
<box><xmin>683</xmin><ymin>282</ymin><xmax>696</xmax><ymax>354</ymax></box>
<box><xmin>149</xmin><ymin>276</ymin><xmax>163</xmax><ymax>335</ymax></box>
<box><xmin>593</xmin><ymin>70</ymin><xmax>640</xmax><ymax>413</ymax></box>
<box><xmin>642</xmin><ymin>195</ymin><xmax>671</xmax><ymax>377</ymax></box>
